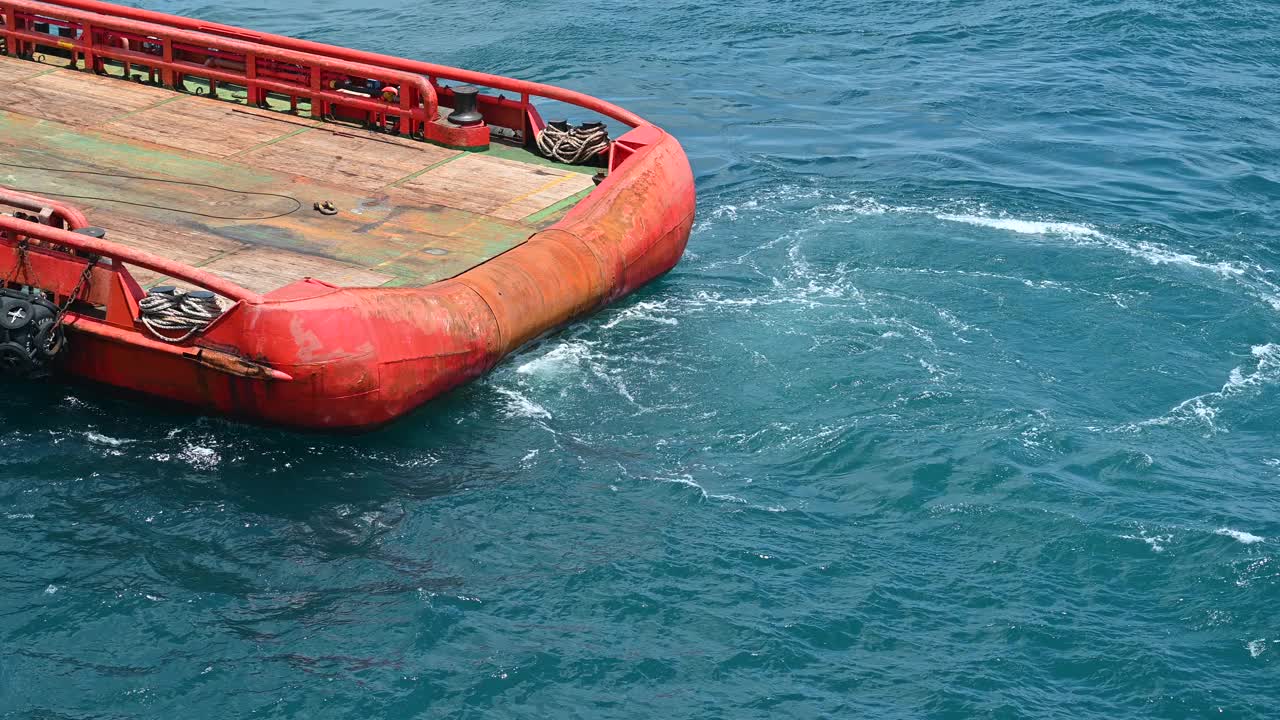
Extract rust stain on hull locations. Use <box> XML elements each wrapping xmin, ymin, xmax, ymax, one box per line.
<box><xmin>0</xmin><ymin>3</ymin><xmax>695</xmax><ymax>429</ymax></box>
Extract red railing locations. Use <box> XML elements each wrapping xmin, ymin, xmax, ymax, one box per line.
<box><xmin>0</xmin><ymin>0</ymin><xmax>452</xmax><ymax>141</ymax></box>
<box><xmin>36</xmin><ymin>0</ymin><xmax>650</xmax><ymax>130</ymax></box>
<box><xmin>0</xmin><ymin>205</ymin><xmax>294</xmax><ymax>381</ymax></box>
<box><xmin>0</xmin><ymin>187</ymin><xmax>89</xmax><ymax>229</ymax></box>
<box><xmin>0</xmin><ymin>212</ymin><xmax>260</xmax><ymax>303</ymax></box>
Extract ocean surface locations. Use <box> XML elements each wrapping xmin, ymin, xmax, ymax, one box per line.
<box><xmin>2</xmin><ymin>0</ymin><xmax>1279</xmax><ymax>716</ymax></box>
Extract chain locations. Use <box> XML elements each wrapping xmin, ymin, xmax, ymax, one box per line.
<box><xmin>53</xmin><ymin>256</ymin><xmax>97</xmax><ymax>328</ymax></box>
<box><xmin>3</xmin><ymin>237</ymin><xmax>31</xmax><ymax>288</ymax></box>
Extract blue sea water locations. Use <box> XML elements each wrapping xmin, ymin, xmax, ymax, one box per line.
<box><xmin>2</xmin><ymin>0</ymin><xmax>1279</xmax><ymax>716</ymax></box>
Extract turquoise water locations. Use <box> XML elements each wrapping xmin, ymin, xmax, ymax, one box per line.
<box><xmin>3</xmin><ymin>0</ymin><xmax>1279</xmax><ymax>716</ymax></box>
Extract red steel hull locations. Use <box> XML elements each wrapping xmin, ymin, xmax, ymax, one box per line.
<box><xmin>0</xmin><ymin>1</ymin><xmax>695</xmax><ymax>429</ymax></box>
<box><xmin>59</xmin><ymin>127</ymin><xmax>693</xmax><ymax>429</ymax></box>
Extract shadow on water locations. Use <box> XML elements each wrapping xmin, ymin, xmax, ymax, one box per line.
<box><xmin>0</xmin><ymin>373</ymin><xmax>515</xmax><ymax>515</ymax></box>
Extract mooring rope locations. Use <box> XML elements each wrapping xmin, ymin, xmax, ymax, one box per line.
<box><xmin>535</xmin><ymin>122</ymin><xmax>610</xmax><ymax>165</ymax></box>
<box><xmin>138</xmin><ymin>289</ymin><xmax>223</xmax><ymax>343</ymax></box>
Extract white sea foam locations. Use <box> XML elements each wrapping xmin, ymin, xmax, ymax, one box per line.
<box><xmin>1117</xmin><ymin>344</ymin><xmax>1280</xmax><ymax>434</ymax></box>
<box><xmin>937</xmin><ymin>212</ymin><xmax>1265</xmax><ymax>282</ymax></box>
<box><xmin>936</xmin><ymin>213</ymin><xmax>1103</xmax><ymax>238</ymax></box>
<box><xmin>1235</xmin><ymin>556</ymin><xmax>1272</xmax><ymax>588</ymax></box>
<box><xmin>1120</xmin><ymin>531</ymin><xmax>1171</xmax><ymax>553</ymax></box>
<box><xmin>1216</xmin><ymin>528</ymin><xmax>1266</xmax><ymax>545</ymax></box>
<box><xmin>1247</xmin><ymin>639</ymin><xmax>1268</xmax><ymax>658</ymax></box>
<box><xmin>817</xmin><ymin>196</ymin><xmax>1280</xmax><ymax>320</ymax></box>
<box><xmin>653</xmin><ymin>473</ymin><xmax>784</xmax><ymax>511</ymax></box>
<box><xmin>178</xmin><ymin>444</ymin><xmax>221</xmax><ymax>471</ymax></box>
<box><xmin>515</xmin><ymin>341</ymin><xmax>597</xmax><ymax>377</ymax></box>
<box><xmin>493</xmin><ymin>387</ymin><xmax>552</xmax><ymax>420</ymax></box>
<box><xmin>84</xmin><ymin>432</ymin><xmax>130</xmax><ymax>447</ymax></box>
<box><xmin>519</xmin><ymin>450</ymin><xmax>539</xmax><ymax>470</ymax></box>
<box><xmin>722</xmin><ymin>188</ymin><xmax>1274</xmax><ymax>309</ymax></box>
<box><xmin>600</xmin><ymin>300</ymin><xmax>681</xmax><ymax>330</ymax></box>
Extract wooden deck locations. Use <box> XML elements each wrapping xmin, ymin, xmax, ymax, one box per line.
<box><xmin>0</xmin><ymin>55</ymin><xmax>598</xmax><ymax>293</ymax></box>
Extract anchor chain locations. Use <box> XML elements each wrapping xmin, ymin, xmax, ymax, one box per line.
<box><xmin>56</xmin><ymin>257</ymin><xmax>97</xmax><ymax>326</ymax></box>
<box><xmin>3</xmin><ymin>237</ymin><xmax>32</xmax><ymax>288</ymax></box>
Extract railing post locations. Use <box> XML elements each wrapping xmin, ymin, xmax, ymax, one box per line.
<box><xmin>399</xmin><ymin>84</ymin><xmax>411</xmax><ymax>136</ymax></box>
<box><xmin>81</xmin><ymin>21</ymin><xmax>95</xmax><ymax>71</ymax></box>
<box><xmin>244</xmin><ymin>50</ymin><xmax>258</xmax><ymax>106</ymax></box>
<box><xmin>160</xmin><ymin>35</ymin><xmax>173</xmax><ymax>87</ymax></box>
<box><xmin>309</xmin><ymin>64</ymin><xmax>322</xmax><ymax>119</ymax></box>
<box><xmin>4</xmin><ymin>5</ymin><xmax>19</xmax><ymax>57</ymax></box>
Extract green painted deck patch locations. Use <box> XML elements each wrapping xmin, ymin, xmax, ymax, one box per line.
<box><xmin>0</xmin><ymin>56</ymin><xmax>595</xmax><ymax>290</ymax></box>
<box><xmin>485</xmin><ymin>140</ymin><xmax>602</xmax><ymax>175</ymax></box>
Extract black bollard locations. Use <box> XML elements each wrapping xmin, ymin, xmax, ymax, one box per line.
<box><xmin>447</xmin><ymin>85</ymin><xmax>484</xmax><ymax>126</ymax></box>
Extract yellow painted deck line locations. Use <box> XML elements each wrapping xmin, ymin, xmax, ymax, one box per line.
<box><xmin>370</xmin><ymin>171</ymin><xmax>580</xmax><ymax>271</ymax></box>
<box><xmin>490</xmin><ymin>172</ymin><xmax>582</xmax><ymax>217</ymax></box>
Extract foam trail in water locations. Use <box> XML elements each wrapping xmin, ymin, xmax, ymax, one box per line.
<box><xmin>935</xmin><ymin>213</ymin><xmax>1102</xmax><ymax>238</ymax></box>
<box><xmin>516</xmin><ymin>341</ymin><xmax>599</xmax><ymax>377</ymax></box>
<box><xmin>1124</xmin><ymin>343</ymin><xmax>1280</xmax><ymax>433</ymax></box>
<box><xmin>1216</xmin><ymin>528</ymin><xmax>1266</xmax><ymax>545</ymax></box>
<box><xmin>494</xmin><ymin>387</ymin><xmax>553</xmax><ymax>420</ymax></box>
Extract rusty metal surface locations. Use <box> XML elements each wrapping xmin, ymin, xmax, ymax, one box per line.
<box><xmin>0</xmin><ymin>1</ymin><xmax>695</xmax><ymax>429</ymax></box>
<box><xmin>56</xmin><ymin>127</ymin><xmax>693</xmax><ymax>429</ymax></box>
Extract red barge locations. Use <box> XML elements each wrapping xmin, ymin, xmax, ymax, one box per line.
<box><xmin>0</xmin><ymin>0</ymin><xmax>694</xmax><ymax>429</ymax></box>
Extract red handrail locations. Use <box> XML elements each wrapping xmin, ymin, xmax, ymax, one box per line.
<box><xmin>0</xmin><ymin>214</ymin><xmax>261</xmax><ymax>303</ymax></box>
<box><xmin>1</xmin><ymin>0</ymin><xmax>440</xmax><ymax>135</ymax></box>
<box><xmin>0</xmin><ymin>186</ymin><xmax>90</xmax><ymax>228</ymax></box>
<box><xmin>34</xmin><ymin>0</ymin><xmax>649</xmax><ymax>128</ymax></box>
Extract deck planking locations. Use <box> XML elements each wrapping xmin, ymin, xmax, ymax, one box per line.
<box><xmin>0</xmin><ymin>54</ymin><xmax>596</xmax><ymax>295</ymax></box>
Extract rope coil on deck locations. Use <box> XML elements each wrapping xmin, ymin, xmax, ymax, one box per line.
<box><xmin>139</xmin><ymin>288</ymin><xmax>223</xmax><ymax>343</ymax></box>
<box><xmin>535</xmin><ymin>121</ymin><xmax>610</xmax><ymax>165</ymax></box>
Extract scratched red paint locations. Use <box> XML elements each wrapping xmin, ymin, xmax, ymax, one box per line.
<box><xmin>0</xmin><ymin>0</ymin><xmax>695</xmax><ymax>429</ymax></box>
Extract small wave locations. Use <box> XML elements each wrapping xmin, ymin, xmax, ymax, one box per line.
<box><xmin>516</xmin><ymin>340</ymin><xmax>598</xmax><ymax>377</ymax></box>
<box><xmin>84</xmin><ymin>432</ymin><xmax>131</xmax><ymax>447</ymax></box>
<box><xmin>1216</xmin><ymin>528</ymin><xmax>1266</xmax><ymax>545</ymax></box>
<box><xmin>516</xmin><ymin>450</ymin><xmax>541</xmax><ymax>471</ymax></box>
<box><xmin>600</xmin><ymin>300</ymin><xmax>681</xmax><ymax>329</ymax></box>
<box><xmin>654</xmin><ymin>474</ymin><xmax>785</xmax><ymax>512</ymax></box>
<box><xmin>936</xmin><ymin>212</ymin><xmax>1259</xmax><ymax>281</ymax></box>
<box><xmin>715</xmin><ymin>188</ymin><xmax>1273</xmax><ymax>308</ymax></box>
<box><xmin>1234</xmin><ymin>556</ymin><xmax>1273</xmax><ymax>588</ymax></box>
<box><xmin>1247</xmin><ymin>639</ymin><xmax>1269</xmax><ymax>658</ymax></box>
<box><xmin>935</xmin><ymin>213</ymin><xmax>1102</xmax><ymax>238</ymax></box>
<box><xmin>813</xmin><ymin>197</ymin><xmax>921</xmax><ymax>217</ymax></box>
<box><xmin>493</xmin><ymin>387</ymin><xmax>553</xmax><ymax>420</ymax></box>
<box><xmin>1122</xmin><ymin>343</ymin><xmax>1280</xmax><ymax>433</ymax></box>
<box><xmin>178</xmin><ymin>444</ymin><xmax>221</xmax><ymax>471</ymax></box>
<box><xmin>1120</xmin><ymin>531</ymin><xmax>1171</xmax><ymax>553</ymax></box>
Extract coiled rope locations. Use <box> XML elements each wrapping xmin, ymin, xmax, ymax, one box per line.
<box><xmin>535</xmin><ymin>121</ymin><xmax>610</xmax><ymax>165</ymax></box>
<box><xmin>138</xmin><ymin>289</ymin><xmax>223</xmax><ymax>343</ymax></box>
